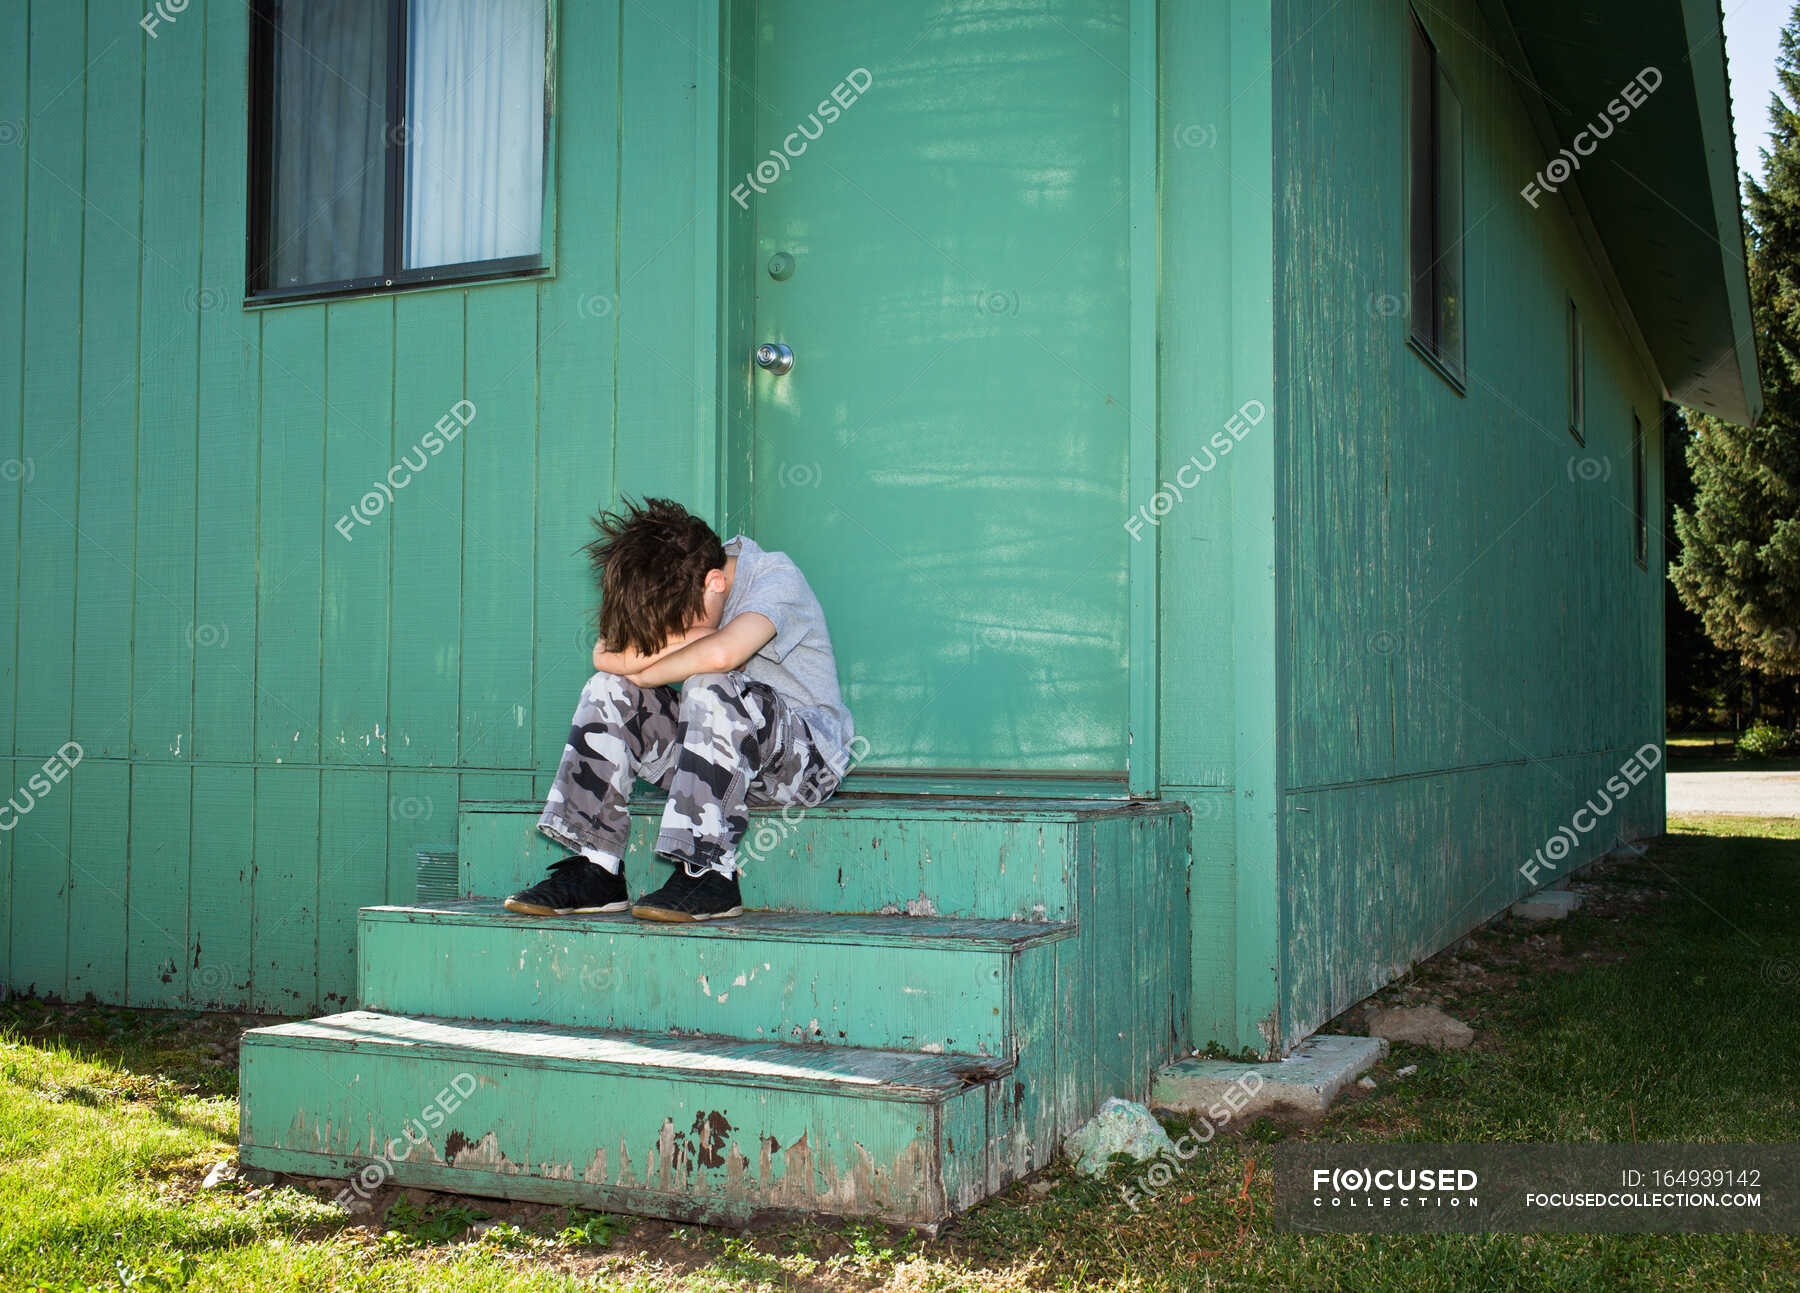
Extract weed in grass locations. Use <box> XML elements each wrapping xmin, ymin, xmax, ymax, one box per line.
<box><xmin>473</xmin><ymin>1221</ymin><xmax>534</xmax><ymax>1251</ymax></box>
<box><xmin>845</xmin><ymin>1221</ymin><xmax>914</xmax><ymax>1272</ymax></box>
<box><xmin>713</xmin><ymin>1234</ymin><xmax>791</xmax><ymax>1283</ymax></box>
<box><xmin>554</xmin><ymin>1210</ymin><xmax>627</xmax><ymax>1248</ymax></box>
<box><xmin>379</xmin><ymin>1195</ymin><xmax>490</xmax><ymax>1247</ymax></box>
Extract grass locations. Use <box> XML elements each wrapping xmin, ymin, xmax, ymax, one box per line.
<box><xmin>0</xmin><ymin>818</ymin><xmax>1797</xmax><ymax>1290</ymax></box>
<box><xmin>1666</xmin><ymin>731</ymin><xmax>1800</xmax><ymax>772</ymax></box>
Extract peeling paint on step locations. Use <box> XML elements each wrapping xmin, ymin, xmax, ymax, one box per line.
<box><xmin>444</xmin><ymin>1129</ymin><xmax>526</xmax><ymax>1175</ymax></box>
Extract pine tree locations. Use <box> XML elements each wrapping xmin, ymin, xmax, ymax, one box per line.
<box><xmin>1664</xmin><ymin>407</ymin><xmax>1751</xmax><ymax>728</ymax></box>
<box><xmin>1669</xmin><ymin>2</ymin><xmax>1800</xmax><ymax>697</ymax></box>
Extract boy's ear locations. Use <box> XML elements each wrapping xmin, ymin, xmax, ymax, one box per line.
<box><xmin>704</xmin><ymin>567</ymin><xmax>729</xmax><ymax>594</ymax></box>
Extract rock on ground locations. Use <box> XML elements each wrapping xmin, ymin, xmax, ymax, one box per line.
<box><xmin>1367</xmin><ymin>1005</ymin><xmax>1475</xmax><ymax>1050</ymax></box>
<box><xmin>1062</xmin><ymin>1096</ymin><xmax>1178</xmax><ymax>1177</ymax></box>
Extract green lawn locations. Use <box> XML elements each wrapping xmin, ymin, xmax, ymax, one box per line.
<box><xmin>1666</xmin><ymin>732</ymin><xmax>1800</xmax><ymax>772</ymax></box>
<box><xmin>2</xmin><ymin>817</ymin><xmax>1797</xmax><ymax>1291</ymax></box>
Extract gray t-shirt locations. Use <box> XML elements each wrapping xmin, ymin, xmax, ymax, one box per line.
<box><xmin>719</xmin><ymin>535</ymin><xmax>855</xmax><ymax>774</ymax></box>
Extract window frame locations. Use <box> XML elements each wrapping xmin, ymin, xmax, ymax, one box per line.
<box><xmin>1631</xmin><ymin>412</ymin><xmax>1648</xmax><ymax>569</ymax></box>
<box><xmin>1405</xmin><ymin>9</ymin><xmax>1466</xmax><ymax>391</ymax></box>
<box><xmin>245</xmin><ymin>0</ymin><xmax>557</xmax><ymax>306</ymax></box>
<box><xmin>1567</xmin><ymin>298</ymin><xmax>1585</xmax><ymax>444</ymax></box>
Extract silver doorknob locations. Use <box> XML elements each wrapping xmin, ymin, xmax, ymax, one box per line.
<box><xmin>754</xmin><ymin>342</ymin><xmax>795</xmax><ymax>375</ymax></box>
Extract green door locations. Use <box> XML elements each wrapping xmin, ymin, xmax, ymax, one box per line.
<box><xmin>743</xmin><ymin>1</ymin><xmax>1132</xmax><ymax>776</ymax></box>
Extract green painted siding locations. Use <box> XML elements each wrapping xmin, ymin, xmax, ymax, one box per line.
<box><xmin>0</xmin><ymin>0</ymin><xmax>1688</xmax><ymax>1059</ymax></box>
<box><xmin>1157</xmin><ymin>0</ymin><xmax>1280</xmax><ymax>1056</ymax></box>
<box><xmin>0</xmin><ymin>0</ymin><xmax>717</xmax><ymax>1010</ymax></box>
<box><xmin>1270</xmin><ymin>0</ymin><xmax>1666</xmax><ymax>1049</ymax></box>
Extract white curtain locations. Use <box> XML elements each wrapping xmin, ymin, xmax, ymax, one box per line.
<box><xmin>404</xmin><ymin>0</ymin><xmax>546</xmax><ymax>269</ymax></box>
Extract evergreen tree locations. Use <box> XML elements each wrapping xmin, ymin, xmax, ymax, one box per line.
<box><xmin>1664</xmin><ymin>407</ymin><xmax>1748</xmax><ymax>729</ymax></box>
<box><xmin>1669</xmin><ymin>2</ymin><xmax>1800</xmax><ymax>702</ymax></box>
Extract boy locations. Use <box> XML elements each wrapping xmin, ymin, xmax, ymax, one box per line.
<box><xmin>506</xmin><ymin>498</ymin><xmax>855</xmax><ymax>921</ymax></box>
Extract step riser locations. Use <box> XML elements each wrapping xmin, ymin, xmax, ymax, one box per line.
<box><xmin>239</xmin><ymin>1035</ymin><xmax>1001</xmax><ymax>1226</ymax></box>
<box><xmin>359</xmin><ymin>913</ymin><xmax>1037</xmax><ymax>1056</ymax></box>
<box><xmin>459</xmin><ymin>803</ymin><xmax>1081</xmax><ymax>921</ymax></box>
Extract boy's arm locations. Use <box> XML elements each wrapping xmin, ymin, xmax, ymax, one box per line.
<box><xmin>626</xmin><ymin>613</ymin><xmax>776</xmax><ymax>688</ymax></box>
<box><xmin>593</xmin><ymin>624</ymin><xmax>713</xmax><ymax>676</ymax></box>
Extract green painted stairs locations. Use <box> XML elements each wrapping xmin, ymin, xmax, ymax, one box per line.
<box><xmin>238</xmin><ymin>795</ymin><xmax>1191</xmax><ymax>1226</ymax></box>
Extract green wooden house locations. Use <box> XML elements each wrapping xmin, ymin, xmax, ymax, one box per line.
<box><xmin>0</xmin><ymin>0</ymin><xmax>1757</xmax><ymax>1225</ymax></box>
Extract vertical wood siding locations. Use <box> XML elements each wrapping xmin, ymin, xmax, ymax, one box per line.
<box><xmin>0</xmin><ymin>0</ymin><xmax>699</xmax><ymax>1011</ymax></box>
<box><xmin>1272</xmin><ymin>0</ymin><xmax>1667</xmax><ymax>1048</ymax></box>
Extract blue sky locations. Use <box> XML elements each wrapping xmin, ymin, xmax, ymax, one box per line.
<box><xmin>1725</xmin><ymin>0</ymin><xmax>1791</xmax><ymax>186</ymax></box>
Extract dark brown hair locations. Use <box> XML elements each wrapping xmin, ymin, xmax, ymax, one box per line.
<box><xmin>583</xmin><ymin>497</ymin><xmax>726</xmax><ymax>657</ymax></box>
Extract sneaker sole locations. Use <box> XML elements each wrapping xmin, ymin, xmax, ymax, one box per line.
<box><xmin>503</xmin><ymin>898</ymin><xmax>632</xmax><ymax>916</ymax></box>
<box><xmin>629</xmin><ymin>903</ymin><xmax>745</xmax><ymax>923</ymax></box>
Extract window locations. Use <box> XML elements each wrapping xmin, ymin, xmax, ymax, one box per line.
<box><xmin>1407</xmin><ymin>12</ymin><xmax>1464</xmax><ymax>383</ymax></box>
<box><xmin>1631</xmin><ymin>413</ymin><xmax>1647</xmax><ymax>567</ymax></box>
<box><xmin>248</xmin><ymin>0</ymin><xmax>550</xmax><ymax>301</ymax></box>
<box><xmin>1567</xmin><ymin>299</ymin><xmax>1585</xmax><ymax>443</ymax></box>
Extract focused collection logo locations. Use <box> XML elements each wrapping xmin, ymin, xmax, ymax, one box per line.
<box><xmin>1307</xmin><ymin>1165</ymin><xmax>1482</xmax><ymax>1211</ymax></box>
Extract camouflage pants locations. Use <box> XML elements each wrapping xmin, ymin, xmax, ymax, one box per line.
<box><xmin>538</xmin><ymin>670</ymin><xmax>841</xmax><ymax>877</ymax></box>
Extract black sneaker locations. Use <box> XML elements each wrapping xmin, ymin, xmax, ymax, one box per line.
<box><xmin>504</xmin><ymin>857</ymin><xmax>629</xmax><ymax>916</ymax></box>
<box><xmin>631</xmin><ymin>865</ymin><xmax>744</xmax><ymax>922</ymax></box>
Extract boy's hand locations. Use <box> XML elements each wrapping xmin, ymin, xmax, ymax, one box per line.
<box><xmin>625</xmin><ymin>613</ymin><xmax>776</xmax><ymax>688</ymax></box>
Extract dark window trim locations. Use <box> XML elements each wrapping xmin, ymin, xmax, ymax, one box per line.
<box><xmin>1407</xmin><ymin>335</ymin><xmax>1466</xmax><ymax>396</ymax></box>
<box><xmin>1568</xmin><ymin>298</ymin><xmax>1585</xmax><ymax>445</ymax></box>
<box><xmin>1631</xmin><ymin>412</ymin><xmax>1648</xmax><ymax>569</ymax></box>
<box><xmin>1407</xmin><ymin>9</ymin><xmax>1465</xmax><ymax>386</ymax></box>
<box><xmin>245</xmin><ymin>258</ymin><xmax>550</xmax><ymax>309</ymax></box>
<box><xmin>244</xmin><ymin>3</ymin><xmax>276</xmax><ymax>294</ymax></box>
<box><xmin>382</xmin><ymin>0</ymin><xmax>410</xmax><ymax>285</ymax></box>
<box><xmin>244</xmin><ymin>0</ymin><xmax>552</xmax><ymax>303</ymax></box>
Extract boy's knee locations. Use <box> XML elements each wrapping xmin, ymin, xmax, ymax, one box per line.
<box><xmin>681</xmin><ymin>671</ymin><xmax>739</xmax><ymax>696</ymax></box>
<box><xmin>584</xmin><ymin>670</ymin><xmax>640</xmax><ymax>703</ymax></box>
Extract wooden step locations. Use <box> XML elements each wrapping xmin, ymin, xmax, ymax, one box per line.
<box><xmin>458</xmin><ymin>794</ymin><xmax>1185</xmax><ymax>921</ymax></box>
<box><xmin>357</xmin><ymin>901</ymin><xmax>1073</xmax><ymax>1056</ymax></box>
<box><xmin>239</xmin><ymin>1011</ymin><xmax>1019</xmax><ymax>1226</ymax></box>
<box><xmin>237</xmin><ymin>796</ymin><xmax>1191</xmax><ymax>1225</ymax></box>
